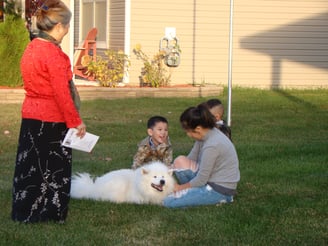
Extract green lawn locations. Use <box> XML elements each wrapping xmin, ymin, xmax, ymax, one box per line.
<box><xmin>0</xmin><ymin>88</ymin><xmax>327</xmax><ymax>245</ymax></box>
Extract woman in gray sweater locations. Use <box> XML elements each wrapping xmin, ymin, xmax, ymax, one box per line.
<box><xmin>163</xmin><ymin>104</ymin><xmax>240</xmax><ymax>208</ymax></box>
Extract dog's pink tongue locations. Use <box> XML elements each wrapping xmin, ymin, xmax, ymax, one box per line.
<box><xmin>151</xmin><ymin>183</ymin><xmax>164</xmax><ymax>192</ymax></box>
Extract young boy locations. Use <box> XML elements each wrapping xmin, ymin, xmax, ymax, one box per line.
<box><xmin>205</xmin><ymin>99</ymin><xmax>232</xmax><ymax>140</ymax></box>
<box><xmin>131</xmin><ymin>116</ymin><xmax>173</xmax><ymax>169</ymax></box>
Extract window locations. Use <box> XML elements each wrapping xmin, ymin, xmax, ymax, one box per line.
<box><xmin>81</xmin><ymin>0</ymin><xmax>107</xmax><ymax>48</ymax></box>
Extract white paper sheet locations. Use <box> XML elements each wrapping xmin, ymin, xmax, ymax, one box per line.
<box><xmin>62</xmin><ymin>128</ymin><xmax>99</xmax><ymax>153</ymax></box>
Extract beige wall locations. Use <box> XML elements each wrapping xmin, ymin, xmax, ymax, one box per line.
<box><xmin>72</xmin><ymin>0</ymin><xmax>328</xmax><ymax>88</ymax></box>
<box><xmin>126</xmin><ymin>0</ymin><xmax>328</xmax><ymax>88</ymax></box>
<box><xmin>128</xmin><ymin>0</ymin><xmax>231</xmax><ymax>87</ymax></box>
<box><xmin>61</xmin><ymin>0</ymin><xmax>71</xmax><ymax>56</ymax></box>
<box><xmin>233</xmin><ymin>1</ymin><xmax>328</xmax><ymax>88</ymax></box>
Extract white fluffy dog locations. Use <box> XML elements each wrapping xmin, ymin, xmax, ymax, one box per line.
<box><xmin>70</xmin><ymin>161</ymin><xmax>175</xmax><ymax>205</ymax></box>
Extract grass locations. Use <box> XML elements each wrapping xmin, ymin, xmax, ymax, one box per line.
<box><xmin>0</xmin><ymin>88</ymin><xmax>327</xmax><ymax>245</ymax></box>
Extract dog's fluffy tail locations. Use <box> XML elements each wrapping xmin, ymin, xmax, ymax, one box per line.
<box><xmin>70</xmin><ymin>173</ymin><xmax>96</xmax><ymax>199</ymax></box>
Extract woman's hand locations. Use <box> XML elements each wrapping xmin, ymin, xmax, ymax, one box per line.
<box><xmin>174</xmin><ymin>182</ymin><xmax>191</xmax><ymax>192</ymax></box>
<box><xmin>76</xmin><ymin>122</ymin><xmax>86</xmax><ymax>138</ymax></box>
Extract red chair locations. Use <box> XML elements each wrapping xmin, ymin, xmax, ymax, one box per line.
<box><xmin>73</xmin><ymin>27</ymin><xmax>98</xmax><ymax>80</ymax></box>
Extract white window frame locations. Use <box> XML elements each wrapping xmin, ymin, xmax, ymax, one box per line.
<box><xmin>79</xmin><ymin>0</ymin><xmax>108</xmax><ymax>49</ymax></box>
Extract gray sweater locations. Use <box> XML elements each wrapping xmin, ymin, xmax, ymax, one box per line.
<box><xmin>189</xmin><ymin>128</ymin><xmax>240</xmax><ymax>190</ymax></box>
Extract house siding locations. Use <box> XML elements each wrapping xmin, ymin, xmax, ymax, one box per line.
<box><xmin>73</xmin><ymin>0</ymin><xmax>328</xmax><ymax>88</ymax></box>
<box><xmin>126</xmin><ymin>0</ymin><xmax>327</xmax><ymax>88</ymax></box>
<box><xmin>129</xmin><ymin>0</ymin><xmax>231</xmax><ymax>87</ymax></box>
<box><xmin>234</xmin><ymin>0</ymin><xmax>328</xmax><ymax>88</ymax></box>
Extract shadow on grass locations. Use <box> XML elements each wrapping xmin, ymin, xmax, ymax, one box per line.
<box><xmin>273</xmin><ymin>89</ymin><xmax>317</xmax><ymax>109</ymax></box>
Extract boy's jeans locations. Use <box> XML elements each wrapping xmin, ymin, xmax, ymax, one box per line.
<box><xmin>163</xmin><ymin>169</ymin><xmax>233</xmax><ymax>208</ymax></box>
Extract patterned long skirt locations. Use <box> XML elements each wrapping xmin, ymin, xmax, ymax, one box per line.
<box><xmin>11</xmin><ymin>119</ymin><xmax>72</xmax><ymax>223</ymax></box>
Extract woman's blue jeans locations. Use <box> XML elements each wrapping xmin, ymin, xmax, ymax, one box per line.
<box><xmin>163</xmin><ymin>169</ymin><xmax>233</xmax><ymax>208</ymax></box>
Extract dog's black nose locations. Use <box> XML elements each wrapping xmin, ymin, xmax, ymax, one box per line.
<box><xmin>160</xmin><ymin>180</ymin><xmax>165</xmax><ymax>185</ymax></box>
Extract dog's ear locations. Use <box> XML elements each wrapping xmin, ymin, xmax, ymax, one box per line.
<box><xmin>168</xmin><ymin>169</ymin><xmax>174</xmax><ymax>176</ymax></box>
<box><xmin>141</xmin><ymin>167</ymin><xmax>149</xmax><ymax>175</ymax></box>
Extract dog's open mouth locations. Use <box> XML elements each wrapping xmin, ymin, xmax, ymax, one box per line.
<box><xmin>151</xmin><ymin>183</ymin><xmax>164</xmax><ymax>192</ymax></box>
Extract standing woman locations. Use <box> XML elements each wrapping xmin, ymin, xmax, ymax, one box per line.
<box><xmin>11</xmin><ymin>0</ymin><xmax>86</xmax><ymax>223</ymax></box>
<box><xmin>164</xmin><ymin>104</ymin><xmax>240</xmax><ymax>208</ymax></box>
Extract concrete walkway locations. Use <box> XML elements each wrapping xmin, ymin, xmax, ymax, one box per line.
<box><xmin>0</xmin><ymin>84</ymin><xmax>223</xmax><ymax>104</ymax></box>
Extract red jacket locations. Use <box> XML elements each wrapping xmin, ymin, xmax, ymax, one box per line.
<box><xmin>21</xmin><ymin>38</ymin><xmax>82</xmax><ymax>128</ymax></box>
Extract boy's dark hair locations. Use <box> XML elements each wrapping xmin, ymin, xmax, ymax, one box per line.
<box><xmin>204</xmin><ymin>99</ymin><xmax>232</xmax><ymax>141</ymax></box>
<box><xmin>217</xmin><ymin>123</ymin><xmax>232</xmax><ymax>141</ymax></box>
<box><xmin>147</xmin><ymin>116</ymin><xmax>168</xmax><ymax>129</ymax></box>
<box><xmin>206</xmin><ymin>99</ymin><xmax>222</xmax><ymax>109</ymax></box>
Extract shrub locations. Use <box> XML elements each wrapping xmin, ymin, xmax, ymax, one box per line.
<box><xmin>0</xmin><ymin>15</ymin><xmax>29</xmax><ymax>87</ymax></box>
<box><xmin>86</xmin><ymin>49</ymin><xmax>130</xmax><ymax>87</ymax></box>
<box><xmin>133</xmin><ymin>44</ymin><xmax>171</xmax><ymax>88</ymax></box>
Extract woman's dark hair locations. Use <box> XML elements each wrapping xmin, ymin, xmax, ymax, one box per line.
<box><xmin>35</xmin><ymin>0</ymin><xmax>71</xmax><ymax>31</ymax></box>
<box><xmin>180</xmin><ymin>103</ymin><xmax>216</xmax><ymax>130</ymax></box>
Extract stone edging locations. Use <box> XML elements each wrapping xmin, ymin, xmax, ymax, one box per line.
<box><xmin>0</xmin><ymin>85</ymin><xmax>223</xmax><ymax>104</ymax></box>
